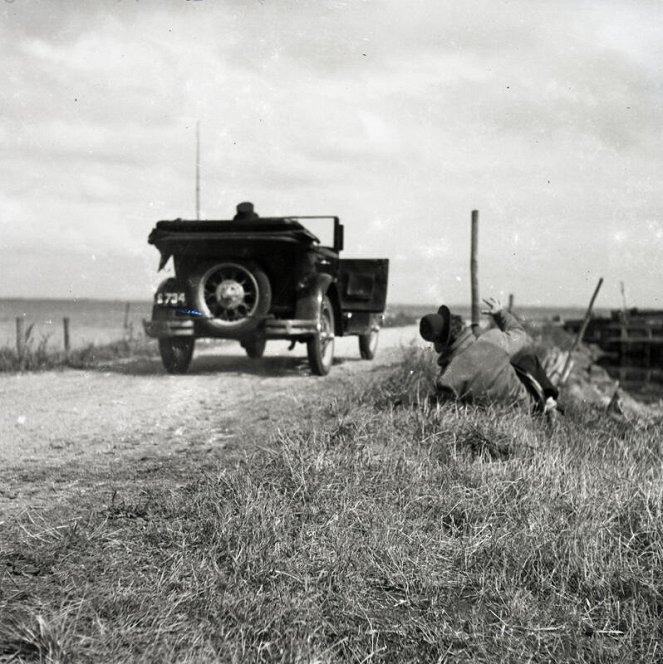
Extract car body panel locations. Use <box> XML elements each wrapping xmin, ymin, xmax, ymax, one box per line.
<box><xmin>339</xmin><ymin>258</ymin><xmax>389</xmax><ymax>314</ymax></box>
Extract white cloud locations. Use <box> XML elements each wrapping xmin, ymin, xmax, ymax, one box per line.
<box><xmin>1</xmin><ymin>1</ymin><xmax>662</xmax><ymax>306</ymax></box>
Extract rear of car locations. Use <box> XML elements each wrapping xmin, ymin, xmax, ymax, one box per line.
<box><xmin>144</xmin><ymin>213</ymin><xmax>388</xmax><ymax>375</ymax></box>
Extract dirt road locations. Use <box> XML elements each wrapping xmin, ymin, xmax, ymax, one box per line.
<box><xmin>0</xmin><ymin>327</ymin><xmax>421</xmax><ymax>512</ymax></box>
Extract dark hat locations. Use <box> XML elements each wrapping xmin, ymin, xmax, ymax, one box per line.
<box><xmin>236</xmin><ymin>201</ymin><xmax>255</xmax><ymax>214</ymax></box>
<box><xmin>234</xmin><ymin>201</ymin><xmax>259</xmax><ymax>221</ymax></box>
<box><xmin>419</xmin><ymin>305</ymin><xmax>451</xmax><ymax>344</ymax></box>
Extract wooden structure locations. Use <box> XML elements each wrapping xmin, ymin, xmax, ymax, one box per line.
<box><xmin>563</xmin><ymin>308</ymin><xmax>663</xmax><ymax>365</ymax></box>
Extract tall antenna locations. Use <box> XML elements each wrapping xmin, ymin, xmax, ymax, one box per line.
<box><xmin>195</xmin><ymin>120</ymin><xmax>201</xmax><ymax>220</ymax></box>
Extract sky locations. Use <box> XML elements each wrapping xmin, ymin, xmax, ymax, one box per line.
<box><xmin>2</xmin><ymin>0</ymin><xmax>662</xmax><ymax>308</ymax></box>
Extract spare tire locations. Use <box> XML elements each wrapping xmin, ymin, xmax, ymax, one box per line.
<box><xmin>191</xmin><ymin>261</ymin><xmax>271</xmax><ymax>333</ymax></box>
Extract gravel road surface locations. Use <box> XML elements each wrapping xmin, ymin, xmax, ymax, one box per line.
<box><xmin>0</xmin><ymin>326</ymin><xmax>421</xmax><ymax>512</ymax></box>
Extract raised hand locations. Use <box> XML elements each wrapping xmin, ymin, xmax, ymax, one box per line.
<box><xmin>481</xmin><ymin>297</ymin><xmax>503</xmax><ymax>316</ymax></box>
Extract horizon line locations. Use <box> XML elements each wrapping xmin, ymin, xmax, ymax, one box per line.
<box><xmin>0</xmin><ymin>295</ymin><xmax>618</xmax><ymax>310</ymax></box>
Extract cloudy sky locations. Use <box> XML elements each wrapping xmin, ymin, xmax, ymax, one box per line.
<box><xmin>2</xmin><ymin>0</ymin><xmax>662</xmax><ymax>307</ymax></box>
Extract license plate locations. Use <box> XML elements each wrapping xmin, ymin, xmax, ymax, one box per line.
<box><xmin>155</xmin><ymin>291</ymin><xmax>186</xmax><ymax>306</ymax></box>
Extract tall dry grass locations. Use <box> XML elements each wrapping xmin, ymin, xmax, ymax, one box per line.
<box><xmin>0</xmin><ymin>329</ymin><xmax>157</xmax><ymax>372</ymax></box>
<box><xmin>0</xmin><ymin>345</ymin><xmax>661</xmax><ymax>662</ymax></box>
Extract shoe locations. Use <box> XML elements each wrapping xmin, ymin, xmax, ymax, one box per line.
<box><xmin>544</xmin><ymin>397</ymin><xmax>559</xmax><ymax>426</ymax></box>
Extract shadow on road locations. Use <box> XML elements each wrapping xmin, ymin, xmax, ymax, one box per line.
<box><xmin>92</xmin><ymin>352</ymin><xmax>357</xmax><ymax>377</ymax></box>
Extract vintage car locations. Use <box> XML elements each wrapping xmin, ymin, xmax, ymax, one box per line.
<box><xmin>143</xmin><ymin>204</ymin><xmax>389</xmax><ymax>375</ymax></box>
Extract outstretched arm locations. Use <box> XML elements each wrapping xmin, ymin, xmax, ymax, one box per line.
<box><xmin>481</xmin><ymin>297</ymin><xmax>530</xmax><ymax>356</ymax></box>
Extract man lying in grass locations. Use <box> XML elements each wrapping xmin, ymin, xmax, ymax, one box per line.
<box><xmin>419</xmin><ymin>297</ymin><xmax>559</xmax><ymax>418</ymax></box>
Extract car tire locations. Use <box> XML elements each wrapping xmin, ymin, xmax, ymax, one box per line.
<box><xmin>359</xmin><ymin>329</ymin><xmax>379</xmax><ymax>360</ymax></box>
<box><xmin>307</xmin><ymin>296</ymin><xmax>335</xmax><ymax>376</ymax></box>
<box><xmin>159</xmin><ymin>337</ymin><xmax>195</xmax><ymax>374</ymax></box>
<box><xmin>191</xmin><ymin>261</ymin><xmax>271</xmax><ymax>333</ymax></box>
<box><xmin>242</xmin><ymin>337</ymin><xmax>266</xmax><ymax>359</ymax></box>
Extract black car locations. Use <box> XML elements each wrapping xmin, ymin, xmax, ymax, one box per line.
<box><xmin>144</xmin><ymin>205</ymin><xmax>389</xmax><ymax>375</ymax></box>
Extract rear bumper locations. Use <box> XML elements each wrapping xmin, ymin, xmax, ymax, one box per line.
<box><xmin>143</xmin><ymin>316</ymin><xmax>317</xmax><ymax>340</ymax></box>
<box><xmin>143</xmin><ymin>318</ymin><xmax>195</xmax><ymax>338</ymax></box>
<box><xmin>144</xmin><ymin>313</ymin><xmax>385</xmax><ymax>340</ymax></box>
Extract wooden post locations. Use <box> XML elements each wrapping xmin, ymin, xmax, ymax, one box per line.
<box><xmin>470</xmin><ymin>210</ymin><xmax>480</xmax><ymax>337</ymax></box>
<box><xmin>63</xmin><ymin>317</ymin><xmax>71</xmax><ymax>356</ymax></box>
<box><xmin>16</xmin><ymin>317</ymin><xmax>25</xmax><ymax>361</ymax></box>
<box><xmin>508</xmin><ymin>293</ymin><xmax>514</xmax><ymax>313</ymax></box>
<box><xmin>123</xmin><ymin>302</ymin><xmax>131</xmax><ymax>329</ymax></box>
<box><xmin>620</xmin><ymin>281</ymin><xmax>628</xmax><ymax>322</ymax></box>
<box><xmin>559</xmin><ymin>277</ymin><xmax>604</xmax><ymax>386</ymax></box>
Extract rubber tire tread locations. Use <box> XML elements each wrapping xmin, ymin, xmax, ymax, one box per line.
<box><xmin>359</xmin><ymin>329</ymin><xmax>379</xmax><ymax>360</ymax></box>
<box><xmin>243</xmin><ymin>337</ymin><xmax>267</xmax><ymax>359</ymax></box>
<box><xmin>307</xmin><ymin>296</ymin><xmax>335</xmax><ymax>376</ymax></box>
<box><xmin>159</xmin><ymin>337</ymin><xmax>195</xmax><ymax>374</ymax></box>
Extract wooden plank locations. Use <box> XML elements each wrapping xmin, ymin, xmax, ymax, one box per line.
<box><xmin>559</xmin><ymin>277</ymin><xmax>603</xmax><ymax>385</ymax></box>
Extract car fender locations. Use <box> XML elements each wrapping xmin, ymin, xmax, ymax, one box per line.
<box><xmin>295</xmin><ymin>273</ymin><xmax>334</xmax><ymax>321</ymax></box>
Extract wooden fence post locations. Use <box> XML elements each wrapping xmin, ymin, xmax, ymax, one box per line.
<box><xmin>620</xmin><ymin>281</ymin><xmax>628</xmax><ymax>322</ymax></box>
<box><xmin>559</xmin><ymin>277</ymin><xmax>604</xmax><ymax>386</ymax></box>
<box><xmin>63</xmin><ymin>317</ymin><xmax>71</xmax><ymax>356</ymax></box>
<box><xmin>470</xmin><ymin>210</ymin><xmax>480</xmax><ymax>337</ymax></box>
<box><xmin>16</xmin><ymin>317</ymin><xmax>25</xmax><ymax>362</ymax></box>
<box><xmin>123</xmin><ymin>302</ymin><xmax>131</xmax><ymax>329</ymax></box>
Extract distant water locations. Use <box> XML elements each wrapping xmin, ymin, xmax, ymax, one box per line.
<box><xmin>0</xmin><ymin>298</ymin><xmax>152</xmax><ymax>350</ymax></box>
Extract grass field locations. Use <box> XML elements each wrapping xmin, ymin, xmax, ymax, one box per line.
<box><xmin>0</xmin><ymin>328</ymin><xmax>159</xmax><ymax>373</ymax></box>
<box><xmin>1</xmin><ymin>345</ymin><xmax>661</xmax><ymax>662</ymax></box>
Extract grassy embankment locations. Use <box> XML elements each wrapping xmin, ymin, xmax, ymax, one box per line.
<box><xmin>1</xmin><ymin>347</ymin><xmax>662</xmax><ymax>661</ymax></box>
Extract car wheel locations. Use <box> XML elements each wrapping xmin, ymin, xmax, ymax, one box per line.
<box><xmin>242</xmin><ymin>337</ymin><xmax>266</xmax><ymax>359</ymax></box>
<box><xmin>307</xmin><ymin>296</ymin><xmax>335</xmax><ymax>376</ymax></box>
<box><xmin>359</xmin><ymin>329</ymin><xmax>379</xmax><ymax>360</ymax></box>
<box><xmin>192</xmin><ymin>261</ymin><xmax>271</xmax><ymax>333</ymax></box>
<box><xmin>159</xmin><ymin>337</ymin><xmax>195</xmax><ymax>374</ymax></box>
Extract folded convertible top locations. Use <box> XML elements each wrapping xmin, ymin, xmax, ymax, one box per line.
<box><xmin>150</xmin><ymin>218</ymin><xmax>320</xmax><ymax>243</ymax></box>
<box><xmin>148</xmin><ymin>218</ymin><xmax>321</xmax><ymax>269</ymax></box>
